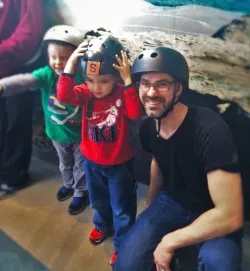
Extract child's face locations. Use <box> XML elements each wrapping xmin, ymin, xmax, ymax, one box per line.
<box><xmin>47</xmin><ymin>43</ymin><xmax>74</xmax><ymax>75</ymax></box>
<box><xmin>85</xmin><ymin>74</ymin><xmax>118</xmax><ymax>98</ymax></box>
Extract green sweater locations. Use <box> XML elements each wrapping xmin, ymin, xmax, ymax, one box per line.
<box><xmin>32</xmin><ymin>66</ymin><xmax>82</xmax><ymax>143</ymax></box>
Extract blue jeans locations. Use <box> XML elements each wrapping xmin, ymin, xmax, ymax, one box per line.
<box><xmin>84</xmin><ymin>159</ymin><xmax>137</xmax><ymax>252</ymax></box>
<box><xmin>52</xmin><ymin>140</ymin><xmax>87</xmax><ymax>197</ymax></box>
<box><xmin>114</xmin><ymin>191</ymin><xmax>242</xmax><ymax>271</ymax></box>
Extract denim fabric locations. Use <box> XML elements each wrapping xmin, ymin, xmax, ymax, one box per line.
<box><xmin>84</xmin><ymin>159</ymin><xmax>137</xmax><ymax>252</ymax></box>
<box><xmin>114</xmin><ymin>191</ymin><xmax>242</xmax><ymax>271</ymax></box>
<box><xmin>52</xmin><ymin>140</ymin><xmax>87</xmax><ymax>197</ymax></box>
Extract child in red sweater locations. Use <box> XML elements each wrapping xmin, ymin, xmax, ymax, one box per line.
<box><xmin>57</xmin><ymin>35</ymin><xmax>143</xmax><ymax>265</ymax></box>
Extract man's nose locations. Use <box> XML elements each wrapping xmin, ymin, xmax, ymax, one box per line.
<box><xmin>147</xmin><ymin>85</ymin><xmax>158</xmax><ymax>97</ymax></box>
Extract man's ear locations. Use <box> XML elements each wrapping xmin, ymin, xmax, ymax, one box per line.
<box><xmin>176</xmin><ymin>82</ymin><xmax>183</xmax><ymax>100</ymax></box>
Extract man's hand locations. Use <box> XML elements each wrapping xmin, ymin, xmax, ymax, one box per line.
<box><xmin>113</xmin><ymin>50</ymin><xmax>132</xmax><ymax>86</ymax></box>
<box><xmin>63</xmin><ymin>41</ymin><xmax>87</xmax><ymax>74</ymax></box>
<box><xmin>154</xmin><ymin>236</ymin><xmax>175</xmax><ymax>271</ymax></box>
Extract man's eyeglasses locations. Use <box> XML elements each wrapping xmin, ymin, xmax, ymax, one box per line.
<box><xmin>136</xmin><ymin>80</ymin><xmax>177</xmax><ymax>92</ymax></box>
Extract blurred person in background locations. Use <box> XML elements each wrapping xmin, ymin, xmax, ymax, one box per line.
<box><xmin>0</xmin><ymin>0</ymin><xmax>44</xmax><ymax>192</ymax></box>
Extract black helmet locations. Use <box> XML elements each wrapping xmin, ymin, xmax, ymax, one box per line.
<box><xmin>132</xmin><ymin>47</ymin><xmax>189</xmax><ymax>132</ymax></box>
<box><xmin>78</xmin><ymin>35</ymin><xmax>124</xmax><ymax>76</ymax></box>
<box><xmin>131</xmin><ymin>47</ymin><xmax>189</xmax><ymax>85</ymax></box>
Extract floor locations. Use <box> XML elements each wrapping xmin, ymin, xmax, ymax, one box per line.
<box><xmin>0</xmin><ymin>157</ymin><xmax>249</xmax><ymax>271</ymax></box>
<box><xmin>0</xmin><ymin>230</ymin><xmax>48</xmax><ymax>271</ymax></box>
<box><xmin>0</xmin><ymin>157</ymin><xmax>146</xmax><ymax>271</ymax></box>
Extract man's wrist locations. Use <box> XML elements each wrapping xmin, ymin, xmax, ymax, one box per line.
<box><xmin>162</xmin><ymin>235</ymin><xmax>176</xmax><ymax>252</ymax></box>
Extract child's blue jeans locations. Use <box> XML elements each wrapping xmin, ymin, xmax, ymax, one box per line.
<box><xmin>84</xmin><ymin>158</ymin><xmax>137</xmax><ymax>252</ymax></box>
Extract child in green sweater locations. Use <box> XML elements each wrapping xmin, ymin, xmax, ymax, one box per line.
<box><xmin>0</xmin><ymin>25</ymin><xmax>88</xmax><ymax>215</ymax></box>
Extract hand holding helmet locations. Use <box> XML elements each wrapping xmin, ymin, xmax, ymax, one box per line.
<box><xmin>78</xmin><ymin>35</ymin><xmax>126</xmax><ymax>79</ymax></box>
<box><xmin>113</xmin><ymin>50</ymin><xmax>132</xmax><ymax>86</ymax></box>
<box><xmin>64</xmin><ymin>42</ymin><xmax>88</xmax><ymax>74</ymax></box>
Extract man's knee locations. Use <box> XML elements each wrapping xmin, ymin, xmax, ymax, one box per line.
<box><xmin>115</xmin><ymin>254</ymin><xmax>138</xmax><ymax>271</ymax></box>
<box><xmin>198</xmin><ymin>246</ymin><xmax>241</xmax><ymax>271</ymax></box>
<box><xmin>114</xmin><ymin>223</ymin><xmax>155</xmax><ymax>271</ymax></box>
<box><xmin>115</xmin><ymin>248</ymin><xmax>154</xmax><ymax>271</ymax></box>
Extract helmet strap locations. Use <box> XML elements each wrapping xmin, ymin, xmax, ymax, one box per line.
<box><xmin>156</xmin><ymin>83</ymin><xmax>180</xmax><ymax>137</ymax></box>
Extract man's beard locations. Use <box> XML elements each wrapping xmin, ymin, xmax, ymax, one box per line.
<box><xmin>141</xmin><ymin>96</ymin><xmax>172</xmax><ymax>118</ymax></box>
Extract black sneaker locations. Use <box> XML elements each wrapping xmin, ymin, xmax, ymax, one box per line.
<box><xmin>0</xmin><ymin>183</ymin><xmax>17</xmax><ymax>200</ymax></box>
<box><xmin>56</xmin><ymin>186</ymin><xmax>74</xmax><ymax>201</ymax></box>
<box><xmin>68</xmin><ymin>193</ymin><xmax>89</xmax><ymax>215</ymax></box>
<box><xmin>0</xmin><ymin>183</ymin><xmax>17</xmax><ymax>193</ymax></box>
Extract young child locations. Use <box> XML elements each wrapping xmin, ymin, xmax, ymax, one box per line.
<box><xmin>0</xmin><ymin>25</ymin><xmax>88</xmax><ymax>215</ymax></box>
<box><xmin>57</xmin><ymin>35</ymin><xmax>144</xmax><ymax>264</ymax></box>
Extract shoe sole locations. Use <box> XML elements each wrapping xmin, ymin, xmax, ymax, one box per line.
<box><xmin>68</xmin><ymin>204</ymin><xmax>88</xmax><ymax>215</ymax></box>
<box><xmin>89</xmin><ymin>236</ymin><xmax>107</xmax><ymax>245</ymax></box>
<box><xmin>57</xmin><ymin>191</ymin><xmax>74</xmax><ymax>202</ymax></box>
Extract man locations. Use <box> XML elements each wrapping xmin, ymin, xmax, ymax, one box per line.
<box><xmin>0</xmin><ymin>0</ymin><xmax>44</xmax><ymax>192</ymax></box>
<box><xmin>114</xmin><ymin>47</ymin><xmax>243</xmax><ymax>271</ymax></box>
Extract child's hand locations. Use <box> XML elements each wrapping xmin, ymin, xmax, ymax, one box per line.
<box><xmin>63</xmin><ymin>41</ymin><xmax>87</xmax><ymax>74</ymax></box>
<box><xmin>113</xmin><ymin>50</ymin><xmax>132</xmax><ymax>86</ymax></box>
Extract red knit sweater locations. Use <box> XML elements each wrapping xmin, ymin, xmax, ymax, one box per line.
<box><xmin>0</xmin><ymin>0</ymin><xmax>44</xmax><ymax>77</ymax></box>
<box><xmin>57</xmin><ymin>75</ymin><xmax>144</xmax><ymax>165</ymax></box>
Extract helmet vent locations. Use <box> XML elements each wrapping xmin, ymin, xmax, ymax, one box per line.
<box><xmin>138</xmin><ymin>54</ymin><xmax>144</xmax><ymax>59</ymax></box>
<box><xmin>89</xmin><ymin>43</ymin><xmax>93</xmax><ymax>47</ymax></box>
<box><xmin>150</xmin><ymin>52</ymin><xmax>158</xmax><ymax>58</ymax></box>
<box><xmin>102</xmin><ymin>43</ymin><xmax>107</xmax><ymax>48</ymax></box>
<box><xmin>65</xmin><ymin>30</ymin><xmax>69</xmax><ymax>33</ymax></box>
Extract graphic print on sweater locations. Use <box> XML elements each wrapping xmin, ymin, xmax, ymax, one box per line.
<box><xmin>88</xmin><ymin>99</ymin><xmax>122</xmax><ymax>143</ymax></box>
<box><xmin>48</xmin><ymin>95</ymin><xmax>80</xmax><ymax>125</ymax></box>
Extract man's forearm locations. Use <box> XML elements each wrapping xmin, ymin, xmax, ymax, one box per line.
<box><xmin>163</xmin><ymin>207</ymin><xmax>243</xmax><ymax>251</ymax></box>
<box><xmin>147</xmin><ymin>158</ymin><xmax>163</xmax><ymax>205</ymax></box>
<box><xmin>165</xmin><ymin>171</ymin><xmax>243</xmax><ymax>250</ymax></box>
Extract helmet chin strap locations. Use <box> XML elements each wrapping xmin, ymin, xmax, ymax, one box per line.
<box><xmin>155</xmin><ymin>83</ymin><xmax>180</xmax><ymax>137</ymax></box>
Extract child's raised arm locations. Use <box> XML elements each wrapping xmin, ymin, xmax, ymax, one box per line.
<box><xmin>113</xmin><ymin>50</ymin><xmax>132</xmax><ymax>87</ymax></box>
<box><xmin>113</xmin><ymin>50</ymin><xmax>144</xmax><ymax>120</ymax></box>
<box><xmin>57</xmin><ymin>43</ymin><xmax>87</xmax><ymax>106</ymax></box>
<box><xmin>57</xmin><ymin>74</ymin><xmax>86</xmax><ymax>106</ymax></box>
<box><xmin>64</xmin><ymin>42</ymin><xmax>86</xmax><ymax>74</ymax></box>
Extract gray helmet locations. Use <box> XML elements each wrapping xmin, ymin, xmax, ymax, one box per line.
<box><xmin>43</xmin><ymin>25</ymin><xmax>84</xmax><ymax>47</ymax></box>
<box><xmin>131</xmin><ymin>47</ymin><xmax>189</xmax><ymax>84</ymax></box>
<box><xmin>78</xmin><ymin>35</ymin><xmax>124</xmax><ymax>76</ymax></box>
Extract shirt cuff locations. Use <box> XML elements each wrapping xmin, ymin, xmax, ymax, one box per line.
<box><xmin>61</xmin><ymin>72</ymin><xmax>75</xmax><ymax>78</ymax></box>
<box><xmin>122</xmin><ymin>83</ymin><xmax>136</xmax><ymax>90</ymax></box>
